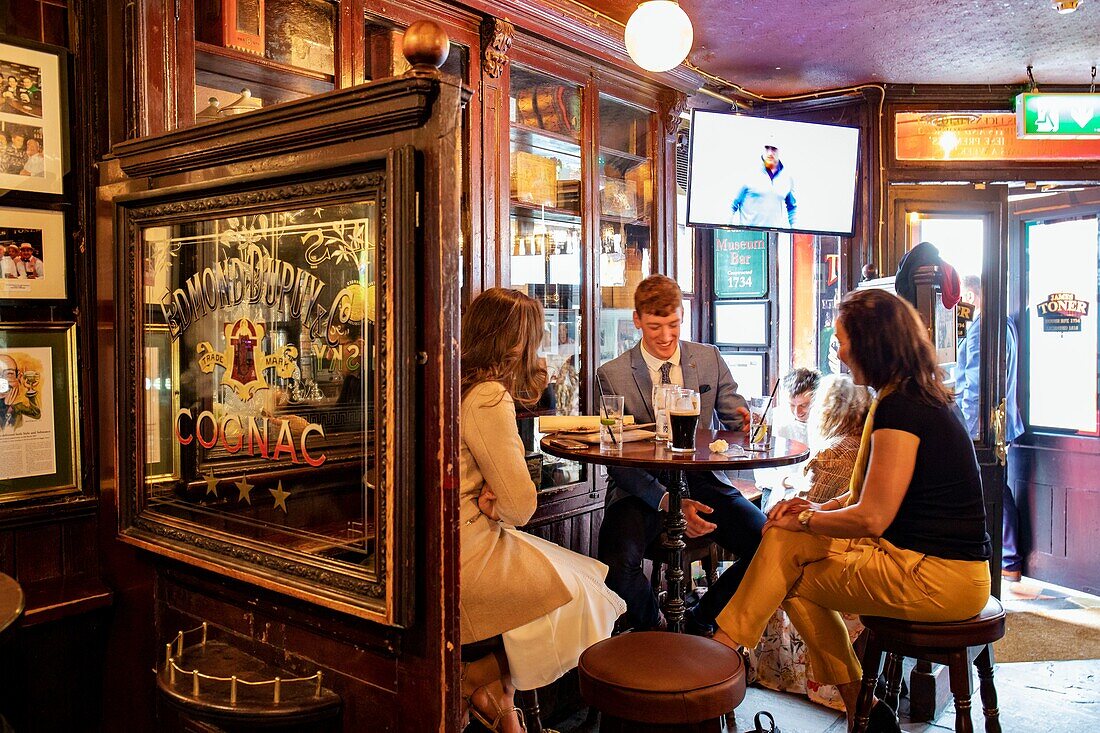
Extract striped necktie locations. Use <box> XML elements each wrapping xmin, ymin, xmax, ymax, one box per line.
<box><xmin>659</xmin><ymin>362</ymin><xmax>673</xmax><ymax>385</ymax></box>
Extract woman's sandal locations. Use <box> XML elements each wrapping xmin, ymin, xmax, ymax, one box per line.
<box><xmin>464</xmin><ymin>683</ymin><xmax>526</xmax><ymax>732</ymax></box>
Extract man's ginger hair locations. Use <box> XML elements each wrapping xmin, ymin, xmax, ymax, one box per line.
<box><xmin>633</xmin><ymin>275</ymin><xmax>683</xmax><ymax>317</ymax></box>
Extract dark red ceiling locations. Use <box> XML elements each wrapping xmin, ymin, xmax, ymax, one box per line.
<box><xmin>590</xmin><ymin>0</ymin><xmax>1099</xmax><ymax>95</ymax></box>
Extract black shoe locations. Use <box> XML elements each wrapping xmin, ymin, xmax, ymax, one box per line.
<box><xmin>683</xmin><ymin>609</ymin><xmax>716</xmax><ymax>638</ymax></box>
<box><xmin>866</xmin><ymin>699</ymin><xmax>901</xmax><ymax>733</ymax></box>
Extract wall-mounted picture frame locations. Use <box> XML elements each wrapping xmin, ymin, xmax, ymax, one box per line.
<box><xmin>0</xmin><ymin>322</ymin><xmax>80</xmax><ymax>502</ymax></box>
<box><xmin>0</xmin><ymin>207</ymin><xmax>65</xmax><ymax>299</ymax></box>
<box><xmin>721</xmin><ymin>351</ymin><xmax>767</xmax><ymax>399</ymax></box>
<box><xmin>0</xmin><ymin>38</ymin><xmax>66</xmax><ymax>194</ymax></box>
<box><xmin>714</xmin><ymin>300</ymin><xmax>771</xmax><ymax>347</ymax></box>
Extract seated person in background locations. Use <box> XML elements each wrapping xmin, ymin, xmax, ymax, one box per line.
<box><xmin>459</xmin><ymin>288</ymin><xmax>625</xmax><ymax>733</ymax></box>
<box><xmin>1</xmin><ymin>244</ymin><xmax>25</xmax><ymax>279</ymax></box>
<box><xmin>713</xmin><ymin>289</ymin><xmax>992</xmax><ymax>733</ymax></box>
<box><xmin>756</xmin><ymin>367</ymin><xmax>819</xmax><ymax>512</ymax></box>
<box><xmin>596</xmin><ymin>274</ymin><xmax>764</xmax><ymax>636</ymax></box>
<box><xmin>746</xmin><ymin>374</ymin><xmax>871</xmax><ymax>710</ymax></box>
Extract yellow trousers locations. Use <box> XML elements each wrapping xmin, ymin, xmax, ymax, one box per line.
<box><xmin>716</xmin><ymin>528</ymin><xmax>990</xmax><ymax>686</ymax></box>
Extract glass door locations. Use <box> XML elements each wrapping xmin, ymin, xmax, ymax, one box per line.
<box><xmin>508</xmin><ymin>65</ymin><xmax>586</xmax><ymax>489</ymax></box>
<box><xmin>596</xmin><ymin>94</ymin><xmax>653</xmax><ymax>366</ymax></box>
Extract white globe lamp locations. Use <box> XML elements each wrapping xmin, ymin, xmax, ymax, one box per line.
<box><xmin>624</xmin><ymin>1</ymin><xmax>694</xmax><ymax>73</ymax></box>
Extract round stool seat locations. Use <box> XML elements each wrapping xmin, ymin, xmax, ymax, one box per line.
<box><xmin>861</xmin><ymin>597</ymin><xmax>1006</xmax><ymax>649</ymax></box>
<box><xmin>578</xmin><ymin>631</ymin><xmax>745</xmax><ymax>725</ymax></box>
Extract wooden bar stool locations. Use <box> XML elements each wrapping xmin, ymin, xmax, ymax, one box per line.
<box><xmin>854</xmin><ymin>597</ymin><xmax>1006</xmax><ymax>733</ymax></box>
<box><xmin>578</xmin><ymin>631</ymin><xmax>745</xmax><ymax>732</ymax></box>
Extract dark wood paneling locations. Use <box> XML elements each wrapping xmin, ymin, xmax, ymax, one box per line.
<box><xmin>1010</xmin><ymin>444</ymin><xmax>1100</xmax><ymax>594</ymax></box>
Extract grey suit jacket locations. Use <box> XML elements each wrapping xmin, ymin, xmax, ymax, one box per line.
<box><xmin>596</xmin><ymin>341</ymin><xmax>748</xmax><ymax>510</ymax></box>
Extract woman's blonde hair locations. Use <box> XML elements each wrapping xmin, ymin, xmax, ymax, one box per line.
<box><xmin>461</xmin><ymin>288</ymin><xmax>548</xmax><ymax>407</ymax></box>
<box><xmin>808</xmin><ymin>374</ymin><xmax>872</xmax><ymax>443</ymax></box>
<box><xmin>837</xmin><ymin>289</ymin><xmax>953</xmax><ymax>406</ymax></box>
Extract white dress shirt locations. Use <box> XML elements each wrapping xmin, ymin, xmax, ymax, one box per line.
<box><xmin>639</xmin><ymin>343</ymin><xmax>683</xmax><ymax>388</ymax></box>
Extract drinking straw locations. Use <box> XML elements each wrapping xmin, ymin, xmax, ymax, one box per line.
<box><xmin>754</xmin><ymin>378</ymin><xmax>781</xmax><ymax>441</ymax></box>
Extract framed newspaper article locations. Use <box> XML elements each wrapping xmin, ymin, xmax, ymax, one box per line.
<box><xmin>0</xmin><ymin>322</ymin><xmax>80</xmax><ymax>501</ymax></box>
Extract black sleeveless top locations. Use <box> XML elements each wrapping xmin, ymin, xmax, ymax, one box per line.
<box><xmin>873</xmin><ymin>391</ymin><xmax>991</xmax><ymax>561</ymax></box>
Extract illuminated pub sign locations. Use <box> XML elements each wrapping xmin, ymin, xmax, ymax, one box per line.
<box><xmin>141</xmin><ymin>198</ymin><xmax>379</xmax><ymax>571</ymax></box>
<box><xmin>895</xmin><ymin>112</ymin><xmax>1100</xmax><ymax>161</ymax></box>
<box><xmin>1016</xmin><ymin>93</ymin><xmax>1100</xmax><ymax>139</ymax></box>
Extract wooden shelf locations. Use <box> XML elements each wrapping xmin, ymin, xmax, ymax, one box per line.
<box><xmin>195</xmin><ymin>42</ymin><xmax>335</xmax><ymax>97</ymax></box>
<box><xmin>599</xmin><ymin>145</ymin><xmax>648</xmax><ymax>165</ymax></box>
<box><xmin>511</xmin><ymin>200</ymin><xmax>582</xmax><ymax>223</ymax></box>
<box><xmin>511</xmin><ymin>122</ymin><xmax>582</xmax><ymax>159</ymax></box>
<box><xmin>600</xmin><ymin>212</ymin><xmax>650</xmax><ymax>226</ymax></box>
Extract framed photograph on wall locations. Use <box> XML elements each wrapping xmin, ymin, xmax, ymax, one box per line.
<box><xmin>721</xmin><ymin>351</ymin><xmax>767</xmax><ymax>399</ymax></box>
<box><xmin>0</xmin><ymin>207</ymin><xmax>65</xmax><ymax>299</ymax></box>
<box><xmin>0</xmin><ymin>322</ymin><xmax>80</xmax><ymax>502</ymax></box>
<box><xmin>714</xmin><ymin>300</ymin><xmax>771</xmax><ymax>347</ymax></box>
<box><xmin>0</xmin><ymin>38</ymin><xmax>66</xmax><ymax>194</ymax></box>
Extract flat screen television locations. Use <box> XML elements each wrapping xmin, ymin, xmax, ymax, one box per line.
<box><xmin>686</xmin><ymin>110</ymin><xmax>861</xmax><ymax>237</ymax></box>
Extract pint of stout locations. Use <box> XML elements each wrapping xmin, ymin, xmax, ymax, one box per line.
<box><xmin>668</xmin><ymin>388</ymin><xmax>700</xmax><ymax>453</ymax></box>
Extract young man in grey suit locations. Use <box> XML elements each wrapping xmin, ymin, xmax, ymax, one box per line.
<box><xmin>596</xmin><ymin>275</ymin><xmax>766</xmax><ymax>635</ymax></box>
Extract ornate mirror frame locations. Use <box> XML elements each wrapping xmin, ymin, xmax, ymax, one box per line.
<box><xmin>115</xmin><ymin>152</ymin><xmax>417</xmax><ymax>626</ymax></box>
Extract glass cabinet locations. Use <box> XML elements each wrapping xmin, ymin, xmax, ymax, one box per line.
<box><xmin>506</xmin><ymin>64</ymin><xmax>660</xmax><ymax>494</ymax></box>
<box><xmin>193</xmin><ymin>0</ymin><xmax>337</xmax><ymax>123</ymax></box>
<box><xmin>598</xmin><ymin>94</ymin><xmax>653</xmax><ymax>365</ymax></box>
<box><xmin>508</xmin><ymin>65</ymin><xmax>587</xmax><ymax>490</ymax></box>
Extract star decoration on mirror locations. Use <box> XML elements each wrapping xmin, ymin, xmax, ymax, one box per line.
<box><xmin>234</xmin><ymin>476</ymin><xmax>254</xmax><ymax>505</ymax></box>
<box><xmin>203</xmin><ymin>472</ymin><xmax>220</xmax><ymax>497</ymax></box>
<box><xmin>269</xmin><ymin>481</ymin><xmax>291</xmax><ymax>514</ymax></box>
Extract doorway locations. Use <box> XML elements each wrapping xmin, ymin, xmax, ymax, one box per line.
<box><xmin>1009</xmin><ymin>186</ymin><xmax>1100</xmax><ymax>595</ymax></box>
<box><xmin>889</xmin><ymin>184</ymin><xmax>1010</xmax><ymax>593</ymax></box>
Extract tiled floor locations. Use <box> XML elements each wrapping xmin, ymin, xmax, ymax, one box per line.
<box><xmin>550</xmin><ymin>576</ymin><xmax>1100</xmax><ymax>733</ymax></box>
<box><xmin>553</xmin><ymin>659</ymin><xmax>1100</xmax><ymax>732</ymax></box>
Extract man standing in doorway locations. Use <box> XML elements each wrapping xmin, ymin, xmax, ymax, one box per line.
<box><xmin>954</xmin><ymin>275</ymin><xmax>1025</xmax><ymax>582</ymax></box>
<box><xmin>596</xmin><ymin>275</ymin><xmax>766</xmax><ymax>635</ymax></box>
<box><xmin>730</xmin><ymin>138</ymin><xmax>797</xmax><ymax>229</ymax></box>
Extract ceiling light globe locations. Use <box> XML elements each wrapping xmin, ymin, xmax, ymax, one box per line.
<box><xmin>625</xmin><ymin>1</ymin><xmax>694</xmax><ymax>73</ymax></box>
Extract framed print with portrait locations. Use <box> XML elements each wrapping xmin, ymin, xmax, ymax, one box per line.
<box><xmin>0</xmin><ymin>322</ymin><xmax>80</xmax><ymax>502</ymax></box>
<box><xmin>0</xmin><ymin>38</ymin><xmax>65</xmax><ymax>194</ymax></box>
<box><xmin>0</xmin><ymin>207</ymin><xmax>65</xmax><ymax>299</ymax></box>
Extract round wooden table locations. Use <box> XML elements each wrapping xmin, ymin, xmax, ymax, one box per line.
<box><xmin>542</xmin><ymin>428</ymin><xmax>808</xmax><ymax>632</ymax></box>
<box><xmin>0</xmin><ymin>573</ymin><xmax>25</xmax><ymax>640</ymax></box>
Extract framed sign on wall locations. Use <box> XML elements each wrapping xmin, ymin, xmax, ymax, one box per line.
<box><xmin>714</xmin><ymin>229</ymin><xmax>768</xmax><ymax>299</ymax></box>
<box><xmin>714</xmin><ymin>300</ymin><xmax>770</xmax><ymax>347</ymax></box>
<box><xmin>720</xmin><ymin>351</ymin><xmax>766</xmax><ymax>399</ymax></box>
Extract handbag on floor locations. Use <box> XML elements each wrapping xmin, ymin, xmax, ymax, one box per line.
<box><xmin>749</xmin><ymin>711</ymin><xmax>781</xmax><ymax>733</ymax></box>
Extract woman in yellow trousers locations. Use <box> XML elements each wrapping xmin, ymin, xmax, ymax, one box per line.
<box><xmin>714</xmin><ymin>289</ymin><xmax>991</xmax><ymax>733</ymax></box>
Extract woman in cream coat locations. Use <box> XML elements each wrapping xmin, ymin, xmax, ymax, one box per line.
<box><xmin>460</xmin><ymin>288</ymin><xmax>624</xmax><ymax>732</ymax></box>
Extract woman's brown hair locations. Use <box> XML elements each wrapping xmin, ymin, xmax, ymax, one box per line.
<box><xmin>461</xmin><ymin>287</ymin><xmax>548</xmax><ymax>407</ymax></box>
<box><xmin>837</xmin><ymin>289</ymin><xmax>953</xmax><ymax>406</ymax></box>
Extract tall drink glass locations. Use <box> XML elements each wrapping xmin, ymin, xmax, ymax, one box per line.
<box><xmin>651</xmin><ymin>383</ymin><xmax>677</xmax><ymax>442</ymax></box>
<box><xmin>668</xmin><ymin>388</ymin><xmax>700</xmax><ymax>453</ymax></box>
<box><xmin>748</xmin><ymin>397</ymin><xmax>770</xmax><ymax>447</ymax></box>
<box><xmin>600</xmin><ymin>395</ymin><xmax>625</xmax><ymax>452</ymax></box>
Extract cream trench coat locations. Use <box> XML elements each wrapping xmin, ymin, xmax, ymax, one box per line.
<box><xmin>459</xmin><ymin>381</ymin><xmax>572</xmax><ymax>644</ymax></box>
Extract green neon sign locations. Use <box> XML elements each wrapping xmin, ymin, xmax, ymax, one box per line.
<box><xmin>1016</xmin><ymin>93</ymin><xmax>1100</xmax><ymax>139</ymax></box>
